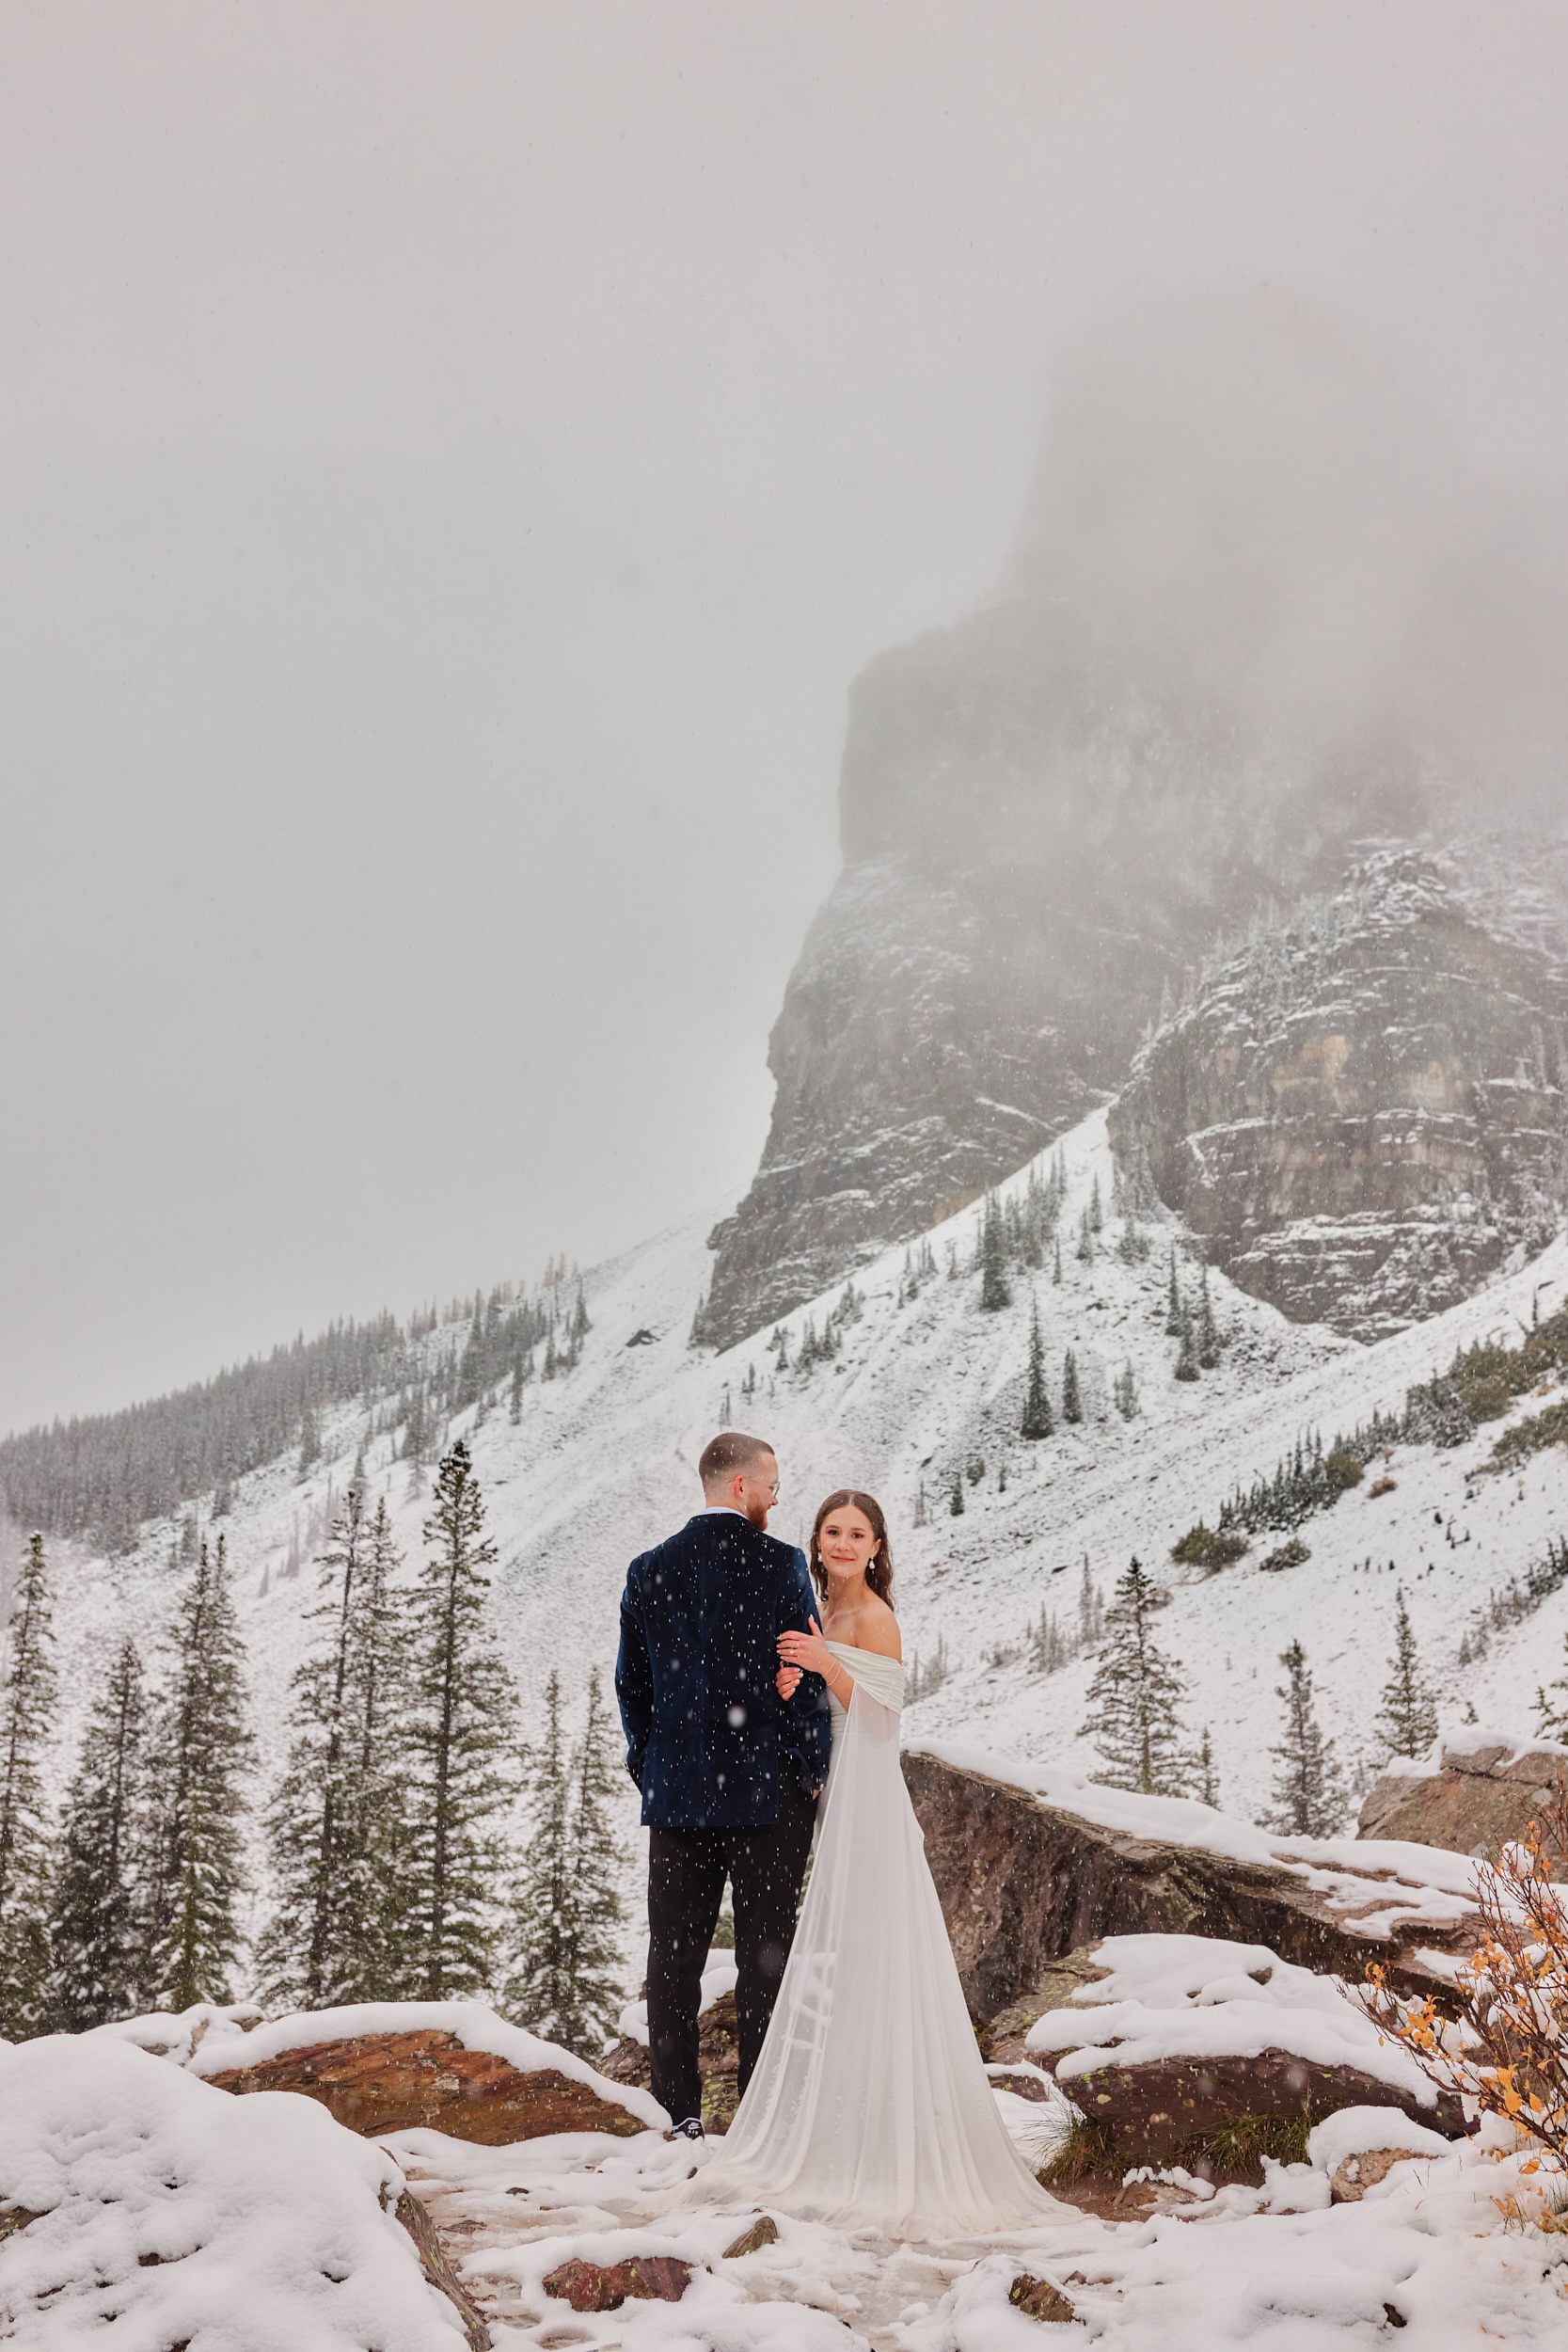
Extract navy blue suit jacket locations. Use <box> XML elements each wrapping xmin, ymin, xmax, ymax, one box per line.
<box><xmin>615</xmin><ymin>1510</ymin><xmax>832</xmax><ymax>1829</ymax></box>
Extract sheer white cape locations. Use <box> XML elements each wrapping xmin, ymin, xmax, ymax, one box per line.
<box><xmin>685</xmin><ymin>1642</ymin><xmax>1058</xmax><ymax>2239</ymax></box>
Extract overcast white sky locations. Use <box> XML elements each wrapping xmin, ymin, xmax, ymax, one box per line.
<box><xmin>2</xmin><ymin>1</ymin><xmax>1566</xmax><ymax>1433</ymax></box>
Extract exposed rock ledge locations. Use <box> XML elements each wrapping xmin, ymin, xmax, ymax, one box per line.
<box><xmin>1358</xmin><ymin>1726</ymin><xmax>1568</xmax><ymax>1864</ymax></box>
<box><xmin>901</xmin><ymin>1741</ymin><xmax>1480</xmax><ymax>2051</ymax></box>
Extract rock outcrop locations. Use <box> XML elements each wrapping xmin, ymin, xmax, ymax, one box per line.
<box><xmin>1110</xmin><ymin>850</ymin><xmax>1568</xmax><ymax>1337</ymax></box>
<box><xmin>204</xmin><ymin>2026</ymin><xmax>646</xmax><ymax>2146</ymax></box>
<box><xmin>901</xmin><ymin>1747</ymin><xmax>1475</xmax><ymax>2045</ymax></box>
<box><xmin>1359</xmin><ymin>1732</ymin><xmax>1568</xmax><ymax>1864</ymax></box>
<box><xmin>1042</xmin><ymin>2048</ymin><xmax>1464</xmax><ymax>2166</ymax></box>
<box><xmin>701</xmin><ymin>292</ymin><xmax>1568</xmax><ymax>1347</ymax></box>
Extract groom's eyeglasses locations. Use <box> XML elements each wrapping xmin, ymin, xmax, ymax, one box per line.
<box><xmin>767</xmin><ymin>1480</ymin><xmax>781</xmax><ymax>1499</ymax></box>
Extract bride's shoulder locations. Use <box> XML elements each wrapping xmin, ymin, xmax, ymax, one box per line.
<box><xmin>854</xmin><ymin>1590</ymin><xmax>902</xmax><ymax>1662</ymax></box>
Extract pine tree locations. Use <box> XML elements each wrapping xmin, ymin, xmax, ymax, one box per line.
<box><xmin>259</xmin><ymin>1486</ymin><xmax>410</xmax><ymax>2008</ymax></box>
<box><xmin>509</xmin><ymin>1671</ymin><xmax>626</xmax><ymax>2057</ymax></box>
<box><xmin>1077</xmin><ymin>1561</ymin><xmax>1103</xmax><ymax>1650</ymax></box>
<box><xmin>1053</xmin><ymin>1238</ymin><xmax>1063</xmax><ymax>1286</ymax></box>
<box><xmin>979</xmin><ymin>1193</ymin><xmax>1010</xmax><ymax>1311</ymax></box>
<box><xmin>0</xmin><ymin>1535</ymin><xmax>58</xmax><ymax>2039</ymax></box>
<box><xmin>404</xmin><ymin>1441</ymin><xmax>516</xmax><ymax>1997</ymax></box>
<box><xmin>1535</xmin><ymin>1634</ymin><xmax>1568</xmax><ymax>1741</ymax></box>
<box><xmin>144</xmin><ymin>1536</ymin><xmax>253</xmax><ymax>2010</ymax></box>
<box><xmin>1088</xmin><ymin>1174</ymin><xmax>1103</xmax><ymax>1232</ymax></box>
<box><xmin>51</xmin><ymin>1635</ymin><xmax>149</xmax><ymax>2029</ymax></box>
<box><xmin>949</xmin><ymin>1472</ymin><xmax>965</xmax><ymax>1517</ymax></box>
<box><xmin>1075</xmin><ymin>1210</ymin><xmax>1094</xmax><ymax>1263</ymax></box>
<box><xmin>1080</xmin><ymin>1558</ymin><xmax>1191</xmax><ymax>1796</ymax></box>
<box><xmin>1021</xmin><ymin>1296</ymin><xmax>1053</xmax><ymax>1440</ymax></box>
<box><xmin>1113</xmin><ymin>1361</ymin><xmax>1138</xmax><ymax>1420</ymax></box>
<box><xmin>1263</xmin><ymin>1640</ymin><xmax>1347</xmax><ymax>1836</ymax></box>
<box><xmin>1062</xmin><ymin>1349</ymin><xmax>1083</xmax><ymax>1424</ymax></box>
<box><xmin>1375</xmin><ymin>1589</ymin><xmax>1438</xmax><ymax>1759</ymax></box>
<box><xmin>1195</xmin><ymin>1726</ymin><xmax>1220</xmax><ymax>1808</ymax></box>
<box><xmin>1197</xmin><ymin>1265</ymin><xmax>1221</xmax><ymax>1369</ymax></box>
<box><xmin>1174</xmin><ymin>1313</ymin><xmax>1200</xmax><ymax>1381</ymax></box>
<box><xmin>1165</xmin><ymin>1248</ymin><xmax>1183</xmax><ymax>1336</ymax></box>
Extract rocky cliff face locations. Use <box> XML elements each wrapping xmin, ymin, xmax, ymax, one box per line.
<box><xmin>1109</xmin><ymin>849</ymin><xmax>1568</xmax><ymax>1338</ymax></box>
<box><xmin>701</xmin><ymin>292</ymin><xmax>1568</xmax><ymax>1349</ymax></box>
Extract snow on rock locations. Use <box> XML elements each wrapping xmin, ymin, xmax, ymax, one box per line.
<box><xmin>1024</xmin><ymin>1933</ymin><xmax>1440</xmax><ymax>2100</ymax></box>
<box><xmin>0</xmin><ymin>2031</ymin><xmax>461</xmax><ymax>2349</ymax></box>
<box><xmin>1307</xmin><ymin>2105</ymin><xmax>1458</xmax><ymax>2173</ymax></box>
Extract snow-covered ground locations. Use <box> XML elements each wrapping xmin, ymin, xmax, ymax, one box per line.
<box><xmin>43</xmin><ymin>1106</ymin><xmax>1568</xmax><ymax>1953</ymax></box>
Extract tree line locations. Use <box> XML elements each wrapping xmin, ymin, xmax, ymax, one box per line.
<box><xmin>0</xmin><ymin>1273</ymin><xmax>591</xmax><ymax>1555</ymax></box>
<box><xmin>0</xmin><ymin>1442</ymin><xmax>625</xmax><ymax>2058</ymax></box>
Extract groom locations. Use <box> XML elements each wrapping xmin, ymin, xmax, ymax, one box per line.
<box><xmin>615</xmin><ymin>1430</ymin><xmax>832</xmax><ymax>2138</ymax></box>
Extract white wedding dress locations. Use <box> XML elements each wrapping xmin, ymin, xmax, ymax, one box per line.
<box><xmin>686</xmin><ymin>1640</ymin><xmax>1058</xmax><ymax>2238</ymax></box>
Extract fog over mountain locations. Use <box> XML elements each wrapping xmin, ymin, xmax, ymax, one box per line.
<box><xmin>701</xmin><ymin>293</ymin><xmax>1568</xmax><ymax>1348</ymax></box>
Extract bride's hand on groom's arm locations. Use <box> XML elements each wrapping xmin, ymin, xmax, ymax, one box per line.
<box><xmin>775</xmin><ymin>1663</ymin><xmax>802</xmax><ymax>1699</ymax></box>
<box><xmin>778</xmin><ymin>1618</ymin><xmax>832</xmax><ymax>1678</ymax></box>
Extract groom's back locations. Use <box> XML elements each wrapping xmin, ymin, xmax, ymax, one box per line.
<box><xmin>617</xmin><ymin>1510</ymin><xmax>815</xmax><ymax>1829</ymax></box>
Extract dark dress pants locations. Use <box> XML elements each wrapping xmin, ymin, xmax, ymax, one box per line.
<box><xmin>645</xmin><ymin>1777</ymin><xmax>816</xmax><ymax>2127</ymax></box>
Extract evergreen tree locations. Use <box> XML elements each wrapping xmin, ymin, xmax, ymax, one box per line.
<box><xmin>508</xmin><ymin>1671</ymin><xmax>626</xmax><ymax>2057</ymax></box>
<box><xmin>1263</xmin><ymin>1639</ymin><xmax>1347</xmax><ymax>1836</ymax></box>
<box><xmin>1195</xmin><ymin>1726</ymin><xmax>1220</xmax><ymax>1808</ymax></box>
<box><xmin>51</xmin><ymin>1635</ymin><xmax>149</xmax><ymax>2029</ymax></box>
<box><xmin>949</xmin><ymin>1472</ymin><xmax>965</xmax><ymax>1518</ymax></box>
<box><xmin>1080</xmin><ymin>1558</ymin><xmax>1191</xmax><ymax>1796</ymax></box>
<box><xmin>978</xmin><ymin>1194</ymin><xmax>1010</xmax><ymax>1311</ymax></box>
<box><xmin>1375</xmin><ymin>1589</ymin><xmax>1438</xmax><ymax>1759</ymax></box>
<box><xmin>259</xmin><ymin>1487</ymin><xmax>409</xmax><ymax>2008</ymax></box>
<box><xmin>1075</xmin><ymin>1210</ymin><xmax>1094</xmax><ymax>1263</ymax></box>
<box><xmin>145</xmin><ymin>1536</ymin><xmax>253</xmax><ymax>2010</ymax></box>
<box><xmin>1165</xmin><ymin>1248</ymin><xmax>1183</xmax><ymax>1336</ymax></box>
<box><xmin>0</xmin><ymin>1535</ymin><xmax>57</xmax><ymax>2039</ymax></box>
<box><xmin>1020</xmin><ymin>1297</ymin><xmax>1053</xmax><ymax>1440</ymax></box>
<box><xmin>1052</xmin><ymin>1238</ymin><xmax>1063</xmax><ymax>1286</ymax></box>
<box><xmin>1061</xmin><ymin>1349</ymin><xmax>1083</xmax><ymax>1425</ymax></box>
<box><xmin>404</xmin><ymin>1441</ymin><xmax>516</xmax><ymax>1997</ymax></box>
<box><xmin>1113</xmin><ymin>1361</ymin><xmax>1139</xmax><ymax>1420</ymax></box>
<box><xmin>1174</xmin><ymin>1313</ymin><xmax>1200</xmax><ymax>1381</ymax></box>
<box><xmin>1535</xmin><ymin>1633</ymin><xmax>1568</xmax><ymax>1741</ymax></box>
<box><xmin>1197</xmin><ymin>1266</ymin><xmax>1221</xmax><ymax>1369</ymax></box>
<box><xmin>1088</xmin><ymin>1174</ymin><xmax>1103</xmax><ymax>1232</ymax></box>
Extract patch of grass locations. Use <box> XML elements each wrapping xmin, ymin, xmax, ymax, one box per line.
<box><xmin>1323</xmin><ymin>1451</ymin><xmax>1364</xmax><ymax>1490</ymax></box>
<box><xmin>1259</xmin><ymin>1537</ymin><xmax>1311</xmax><ymax>1572</ymax></box>
<box><xmin>1491</xmin><ymin>1399</ymin><xmax>1568</xmax><ymax>1470</ymax></box>
<box><xmin>1037</xmin><ymin>2116</ymin><xmax>1120</xmax><ymax>2187</ymax></box>
<box><xmin>1167</xmin><ymin>2111</ymin><xmax>1311</xmax><ymax>2183</ymax></box>
<box><xmin>1170</xmin><ymin>1524</ymin><xmax>1249</xmax><ymax>1569</ymax></box>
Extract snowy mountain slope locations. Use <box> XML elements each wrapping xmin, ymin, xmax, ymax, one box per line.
<box><xmin>55</xmin><ymin>1108</ymin><xmax>1568</xmax><ymax>1929</ymax></box>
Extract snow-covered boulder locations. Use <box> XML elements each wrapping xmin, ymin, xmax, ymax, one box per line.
<box><xmin>1024</xmin><ymin>1933</ymin><xmax>1467</xmax><ymax>2161</ymax></box>
<box><xmin>903</xmin><ymin>1740</ymin><xmax>1480</xmax><ymax>2043</ymax></box>
<box><xmin>0</xmin><ymin>2032</ymin><xmax>466</xmax><ymax>2348</ymax></box>
<box><xmin>93</xmin><ymin>1999</ymin><xmax>666</xmax><ymax>2147</ymax></box>
<box><xmin>1358</xmin><ymin>1724</ymin><xmax>1568</xmax><ymax>1862</ymax></box>
<box><xmin>1307</xmin><ymin>2105</ymin><xmax>1459</xmax><ymax>2202</ymax></box>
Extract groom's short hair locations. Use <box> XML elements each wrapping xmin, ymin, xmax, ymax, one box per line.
<box><xmin>699</xmin><ymin>1430</ymin><xmax>774</xmax><ymax>1487</ymax></box>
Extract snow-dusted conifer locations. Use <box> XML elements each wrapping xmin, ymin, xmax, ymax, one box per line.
<box><xmin>0</xmin><ymin>1534</ymin><xmax>57</xmax><ymax>2039</ymax></box>
<box><xmin>145</xmin><ymin>1536</ymin><xmax>253</xmax><ymax>2010</ymax></box>
<box><xmin>1113</xmin><ymin>1361</ymin><xmax>1138</xmax><ymax>1420</ymax></box>
<box><xmin>1061</xmin><ymin>1349</ymin><xmax>1083</xmax><ymax>1424</ymax></box>
<box><xmin>1075</xmin><ymin>1211</ymin><xmax>1093</xmax><ymax>1264</ymax></box>
<box><xmin>1165</xmin><ymin>1248</ymin><xmax>1182</xmax><ymax>1336</ymax></box>
<box><xmin>949</xmin><ymin>1473</ymin><xmax>965</xmax><ymax>1518</ymax></box>
<box><xmin>1376</xmin><ymin>1589</ymin><xmax>1438</xmax><ymax>1759</ymax></box>
<box><xmin>1053</xmin><ymin>1238</ymin><xmax>1063</xmax><ymax>1285</ymax></box>
<box><xmin>1174</xmin><ymin>1314</ymin><xmax>1200</xmax><ymax>1381</ymax></box>
<box><xmin>1536</xmin><ymin>1634</ymin><xmax>1568</xmax><ymax>1741</ymax></box>
<box><xmin>1263</xmin><ymin>1639</ymin><xmax>1346</xmax><ymax>1836</ymax></box>
<box><xmin>1195</xmin><ymin>1726</ymin><xmax>1220</xmax><ymax>1808</ymax></box>
<box><xmin>403</xmin><ymin>1441</ymin><xmax>516</xmax><ymax>1997</ymax></box>
<box><xmin>979</xmin><ymin>1194</ymin><xmax>1010</xmax><ymax>1311</ymax></box>
<box><xmin>1088</xmin><ymin>1174</ymin><xmax>1103</xmax><ymax>1232</ymax></box>
<box><xmin>259</xmin><ymin>1486</ymin><xmax>409</xmax><ymax>2008</ymax></box>
<box><xmin>1080</xmin><ymin>1558</ymin><xmax>1191</xmax><ymax>1797</ymax></box>
<box><xmin>51</xmin><ymin>1635</ymin><xmax>149</xmax><ymax>2029</ymax></box>
<box><xmin>510</xmin><ymin>1671</ymin><xmax>626</xmax><ymax>2056</ymax></box>
<box><xmin>1197</xmin><ymin>1265</ymin><xmax>1221</xmax><ymax>1369</ymax></box>
<box><xmin>1021</xmin><ymin>1296</ymin><xmax>1053</xmax><ymax>1440</ymax></box>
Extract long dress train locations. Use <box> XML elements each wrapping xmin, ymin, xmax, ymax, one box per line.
<box><xmin>686</xmin><ymin>1640</ymin><xmax>1058</xmax><ymax>2238</ymax></box>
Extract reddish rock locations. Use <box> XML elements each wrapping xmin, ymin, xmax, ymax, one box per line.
<box><xmin>542</xmin><ymin>2255</ymin><xmax>692</xmax><ymax>2312</ymax></box>
<box><xmin>204</xmin><ymin>2028</ymin><xmax>644</xmax><ymax>2146</ymax></box>
<box><xmin>1359</xmin><ymin>1742</ymin><xmax>1568</xmax><ymax>1867</ymax></box>
<box><xmin>1049</xmin><ymin>2049</ymin><xmax>1466</xmax><ymax>2165</ymax></box>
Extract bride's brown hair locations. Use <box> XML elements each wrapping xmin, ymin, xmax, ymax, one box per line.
<box><xmin>808</xmin><ymin>1489</ymin><xmax>894</xmax><ymax>1609</ymax></box>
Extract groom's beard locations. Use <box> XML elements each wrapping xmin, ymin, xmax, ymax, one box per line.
<box><xmin>744</xmin><ymin>1497</ymin><xmax>771</xmax><ymax>1531</ymax></box>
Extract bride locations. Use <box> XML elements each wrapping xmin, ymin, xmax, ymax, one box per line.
<box><xmin>684</xmin><ymin>1487</ymin><xmax>1058</xmax><ymax>2239</ymax></box>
